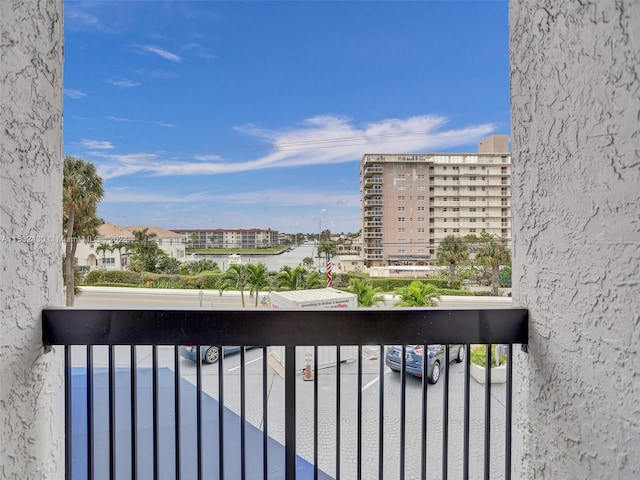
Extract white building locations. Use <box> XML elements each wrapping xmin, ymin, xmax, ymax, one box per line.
<box><xmin>73</xmin><ymin>223</ymin><xmax>187</xmax><ymax>270</ymax></box>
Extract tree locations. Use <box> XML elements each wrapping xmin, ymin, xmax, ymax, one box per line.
<box><xmin>95</xmin><ymin>242</ymin><xmax>113</xmax><ymax>268</ymax></box>
<box><xmin>157</xmin><ymin>253</ymin><xmax>181</xmax><ymax>274</ymax></box>
<box><xmin>436</xmin><ymin>235</ymin><xmax>470</xmax><ymax>286</ymax></box>
<box><xmin>277</xmin><ymin>265</ymin><xmax>307</xmax><ymax>290</ymax></box>
<box><xmin>219</xmin><ymin>264</ymin><xmax>250</xmax><ymax>307</ymax></box>
<box><xmin>474</xmin><ymin>232</ymin><xmax>511</xmax><ymax>296</ymax></box>
<box><xmin>111</xmin><ymin>241</ymin><xmax>128</xmax><ymax>270</ymax></box>
<box><xmin>317</xmin><ymin>241</ymin><xmax>336</xmax><ymax>270</ymax></box>
<box><xmin>127</xmin><ymin>228</ymin><xmax>159</xmax><ymax>272</ymax></box>
<box><xmin>348</xmin><ymin>278</ymin><xmax>384</xmax><ymax>307</ymax></box>
<box><xmin>394</xmin><ymin>281</ymin><xmax>440</xmax><ymax>307</ymax></box>
<box><xmin>63</xmin><ymin>156</ymin><xmax>104</xmax><ymax>306</ymax></box>
<box><xmin>246</xmin><ymin>263</ymin><xmax>270</xmax><ymax>307</ymax></box>
<box><xmin>302</xmin><ymin>257</ymin><xmax>314</xmax><ymax>268</ymax></box>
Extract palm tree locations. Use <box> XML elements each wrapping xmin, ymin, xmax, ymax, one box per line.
<box><xmin>95</xmin><ymin>242</ymin><xmax>113</xmax><ymax>268</ymax></box>
<box><xmin>348</xmin><ymin>278</ymin><xmax>384</xmax><ymax>307</ymax></box>
<box><xmin>474</xmin><ymin>232</ymin><xmax>511</xmax><ymax>296</ymax></box>
<box><xmin>394</xmin><ymin>281</ymin><xmax>440</xmax><ymax>307</ymax></box>
<box><xmin>63</xmin><ymin>156</ymin><xmax>104</xmax><ymax>306</ymax></box>
<box><xmin>277</xmin><ymin>265</ymin><xmax>307</xmax><ymax>290</ymax></box>
<box><xmin>111</xmin><ymin>241</ymin><xmax>128</xmax><ymax>270</ymax></box>
<box><xmin>246</xmin><ymin>263</ymin><xmax>270</xmax><ymax>307</ymax></box>
<box><xmin>436</xmin><ymin>235</ymin><xmax>470</xmax><ymax>286</ymax></box>
<box><xmin>127</xmin><ymin>228</ymin><xmax>159</xmax><ymax>272</ymax></box>
<box><xmin>301</xmin><ymin>271</ymin><xmax>323</xmax><ymax>289</ymax></box>
<box><xmin>219</xmin><ymin>264</ymin><xmax>250</xmax><ymax>307</ymax></box>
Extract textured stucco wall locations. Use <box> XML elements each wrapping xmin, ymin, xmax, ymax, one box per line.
<box><xmin>0</xmin><ymin>0</ymin><xmax>65</xmax><ymax>477</ymax></box>
<box><xmin>510</xmin><ymin>0</ymin><xmax>640</xmax><ymax>478</ymax></box>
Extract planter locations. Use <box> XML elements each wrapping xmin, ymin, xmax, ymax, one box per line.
<box><xmin>470</xmin><ymin>361</ymin><xmax>507</xmax><ymax>384</ymax></box>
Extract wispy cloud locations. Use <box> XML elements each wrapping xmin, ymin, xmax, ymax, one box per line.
<box><xmin>65</xmin><ymin>89</ymin><xmax>87</xmax><ymax>99</ymax></box>
<box><xmin>106</xmin><ymin>116</ymin><xmax>133</xmax><ymax>123</ymax></box>
<box><xmin>137</xmin><ymin>44</ymin><xmax>183</xmax><ymax>63</ymax></box>
<box><xmin>81</xmin><ymin>139</ymin><xmax>114</xmax><ymax>150</ymax></box>
<box><xmin>91</xmin><ymin>114</ymin><xmax>496</xmax><ymax>179</ymax></box>
<box><xmin>155</xmin><ymin>121</ymin><xmax>176</xmax><ymax>128</ymax></box>
<box><xmin>103</xmin><ymin>187</ymin><xmax>359</xmax><ymax>208</ymax></box>
<box><xmin>182</xmin><ymin>43</ymin><xmax>217</xmax><ymax>60</ymax></box>
<box><xmin>194</xmin><ymin>154</ymin><xmax>223</xmax><ymax>162</ymax></box>
<box><xmin>107</xmin><ymin>79</ymin><xmax>142</xmax><ymax>88</ymax></box>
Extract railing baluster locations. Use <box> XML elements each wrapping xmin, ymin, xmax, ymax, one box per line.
<box><xmin>263</xmin><ymin>346</ymin><xmax>269</xmax><ymax>480</ymax></box>
<box><xmin>463</xmin><ymin>343</ymin><xmax>471</xmax><ymax>480</ymax></box>
<box><xmin>87</xmin><ymin>345</ymin><xmax>94</xmax><ymax>480</ymax></box>
<box><xmin>109</xmin><ymin>345</ymin><xmax>116</xmax><ymax>480</ymax></box>
<box><xmin>420</xmin><ymin>342</ymin><xmax>428</xmax><ymax>480</ymax></box>
<box><xmin>196</xmin><ymin>346</ymin><xmax>203</xmax><ymax>480</ymax></box>
<box><xmin>153</xmin><ymin>345</ymin><xmax>159</xmax><ymax>480</ymax></box>
<box><xmin>131</xmin><ymin>346</ymin><xmax>137</xmax><ymax>480</ymax></box>
<box><xmin>314</xmin><ymin>345</ymin><xmax>319</xmax><ymax>480</ymax></box>
<box><xmin>240</xmin><ymin>346</ymin><xmax>246</xmax><ymax>480</ymax></box>
<box><xmin>174</xmin><ymin>346</ymin><xmax>181</xmax><ymax>480</ymax></box>
<box><xmin>400</xmin><ymin>344</ymin><xmax>406</xmax><ymax>480</ymax></box>
<box><xmin>378</xmin><ymin>345</ymin><xmax>384</xmax><ymax>480</ymax></box>
<box><xmin>218</xmin><ymin>345</ymin><xmax>224</xmax><ymax>480</ymax></box>
<box><xmin>484</xmin><ymin>344</ymin><xmax>492</xmax><ymax>480</ymax></box>
<box><xmin>505</xmin><ymin>344</ymin><xmax>513</xmax><ymax>480</ymax></box>
<box><xmin>443</xmin><ymin>346</ymin><xmax>450</xmax><ymax>480</ymax></box>
<box><xmin>357</xmin><ymin>345</ymin><xmax>362</xmax><ymax>480</ymax></box>
<box><xmin>285</xmin><ymin>346</ymin><xmax>296</xmax><ymax>479</ymax></box>
<box><xmin>336</xmin><ymin>345</ymin><xmax>341</xmax><ymax>480</ymax></box>
<box><xmin>65</xmin><ymin>345</ymin><xmax>71</xmax><ymax>480</ymax></box>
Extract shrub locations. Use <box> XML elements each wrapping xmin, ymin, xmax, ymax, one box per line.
<box><xmin>470</xmin><ymin>345</ymin><xmax>506</xmax><ymax>368</ymax></box>
<box><xmin>85</xmin><ymin>269</ymin><xmax>142</xmax><ymax>285</ymax></box>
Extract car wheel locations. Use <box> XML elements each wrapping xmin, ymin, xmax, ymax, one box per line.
<box><xmin>204</xmin><ymin>346</ymin><xmax>219</xmax><ymax>364</ymax></box>
<box><xmin>428</xmin><ymin>361</ymin><xmax>440</xmax><ymax>384</ymax></box>
<box><xmin>455</xmin><ymin>345</ymin><xmax>465</xmax><ymax>363</ymax></box>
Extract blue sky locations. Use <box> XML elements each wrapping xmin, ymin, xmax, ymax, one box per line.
<box><xmin>63</xmin><ymin>0</ymin><xmax>510</xmax><ymax>235</ymax></box>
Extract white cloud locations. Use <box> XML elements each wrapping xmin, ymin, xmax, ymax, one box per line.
<box><xmin>65</xmin><ymin>89</ymin><xmax>87</xmax><ymax>99</ymax></box>
<box><xmin>182</xmin><ymin>43</ymin><xmax>217</xmax><ymax>60</ymax></box>
<box><xmin>194</xmin><ymin>154</ymin><xmax>223</xmax><ymax>161</ymax></box>
<box><xmin>139</xmin><ymin>44</ymin><xmax>183</xmax><ymax>63</ymax></box>
<box><xmin>107</xmin><ymin>79</ymin><xmax>142</xmax><ymax>88</ymax></box>
<box><xmin>81</xmin><ymin>139</ymin><xmax>114</xmax><ymax>150</ymax></box>
<box><xmin>91</xmin><ymin>114</ymin><xmax>496</xmax><ymax>179</ymax></box>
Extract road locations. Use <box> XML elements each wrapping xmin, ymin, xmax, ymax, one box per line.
<box><xmin>73</xmin><ymin>289</ymin><xmax>512</xmax><ymax>479</ymax></box>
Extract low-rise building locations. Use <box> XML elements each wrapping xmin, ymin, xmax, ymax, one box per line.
<box><xmin>73</xmin><ymin>223</ymin><xmax>187</xmax><ymax>270</ymax></box>
<box><xmin>172</xmin><ymin>228</ymin><xmax>280</xmax><ymax>249</ymax></box>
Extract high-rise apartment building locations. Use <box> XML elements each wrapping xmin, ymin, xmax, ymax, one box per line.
<box><xmin>360</xmin><ymin>134</ymin><xmax>511</xmax><ymax>267</ymax></box>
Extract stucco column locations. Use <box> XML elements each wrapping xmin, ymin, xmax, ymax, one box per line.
<box><xmin>1</xmin><ymin>0</ymin><xmax>65</xmax><ymax>477</ymax></box>
<box><xmin>510</xmin><ymin>0</ymin><xmax>640</xmax><ymax>478</ymax></box>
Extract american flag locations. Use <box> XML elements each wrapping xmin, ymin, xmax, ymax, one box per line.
<box><xmin>326</xmin><ymin>253</ymin><xmax>333</xmax><ymax>287</ymax></box>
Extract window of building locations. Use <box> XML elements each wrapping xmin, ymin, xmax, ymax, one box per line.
<box><xmin>443</xmin><ymin>186</ymin><xmax>447</xmax><ymax>191</ymax></box>
<box><xmin>417</xmin><ymin>217</ymin><xmax>425</xmax><ymax>222</ymax></box>
<box><xmin>398</xmin><ymin>249</ymin><xmax>405</xmax><ymax>253</ymax></box>
<box><xmin>397</xmin><ymin>185</ymin><xmax>406</xmax><ymax>190</ymax></box>
<box><xmin>417</xmin><ymin>206</ymin><xmax>425</xmax><ymax>211</ymax></box>
<box><xmin>469</xmin><ymin>166</ymin><xmax>476</xmax><ymax>170</ymax></box>
<box><xmin>470</xmin><ymin>228</ymin><xmax>476</xmax><ymax>233</ymax></box>
<box><xmin>398</xmin><ymin>206</ymin><xmax>405</xmax><ymax>211</ymax></box>
<box><xmin>397</xmin><ymin>174</ymin><xmax>405</xmax><ymax>180</ymax></box>
<box><xmin>398</xmin><ymin>217</ymin><xmax>405</xmax><ymax>222</ymax></box>
<box><xmin>416</xmin><ymin>174</ymin><xmax>425</xmax><ymax>179</ymax></box>
<box><xmin>417</xmin><ymin>185</ymin><xmax>425</xmax><ymax>190</ymax></box>
<box><xmin>398</xmin><ymin>239</ymin><xmax>405</xmax><ymax>244</ymax></box>
<box><xmin>453</xmin><ymin>166</ymin><xmax>459</xmax><ymax>171</ymax></box>
<box><xmin>443</xmin><ymin>229</ymin><xmax>448</xmax><ymax>233</ymax></box>
<box><xmin>418</xmin><ymin>195</ymin><xmax>425</xmax><ymax>201</ymax></box>
<box><xmin>452</xmin><ymin>176</ymin><xmax>459</xmax><ymax>181</ymax></box>
<box><xmin>453</xmin><ymin>197</ymin><xmax>459</xmax><ymax>202</ymax></box>
<box><xmin>453</xmin><ymin>228</ymin><xmax>460</xmax><ymax>233</ymax></box>
<box><xmin>398</xmin><ymin>228</ymin><xmax>405</xmax><ymax>233</ymax></box>
<box><xmin>470</xmin><ymin>218</ymin><xmax>476</xmax><ymax>223</ymax></box>
<box><xmin>469</xmin><ymin>187</ymin><xmax>476</xmax><ymax>191</ymax></box>
<box><xmin>398</xmin><ymin>195</ymin><xmax>405</xmax><ymax>201</ymax></box>
<box><xmin>469</xmin><ymin>207</ymin><xmax>476</xmax><ymax>212</ymax></box>
<box><xmin>469</xmin><ymin>197</ymin><xmax>476</xmax><ymax>202</ymax></box>
<box><xmin>453</xmin><ymin>218</ymin><xmax>460</xmax><ymax>223</ymax></box>
<box><xmin>469</xmin><ymin>176</ymin><xmax>476</xmax><ymax>181</ymax></box>
<box><xmin>418</xmin><ymin>228</ymin><xmax>425</xmax><ymax>233</ymax></box>
<box><xmin>453</xmin><ymin>207</ymin><xmax>460</xmax><ymax>212</ymax></box>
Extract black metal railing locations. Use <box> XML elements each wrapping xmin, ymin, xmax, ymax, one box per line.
<box><xmin>43</xmin><ymin>307</ymin><xmax>528</xmax><ymax>480</ymax></box>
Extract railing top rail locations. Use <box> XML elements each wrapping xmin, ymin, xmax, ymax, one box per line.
<box><xmin>42</xmin><ymin>307</ymin><xmax>528</xmax><ymax>346</ymax></box>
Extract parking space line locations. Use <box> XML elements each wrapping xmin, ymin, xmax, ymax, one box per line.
<box><xmin>228</xmin><ymin>355</ymin><xmax>263</xmax><ymax>372</ymax></box>
<box><xmin>362</xmin><ymin>368</ymin><xmax>391</xmax><ymax>392</ymax></box>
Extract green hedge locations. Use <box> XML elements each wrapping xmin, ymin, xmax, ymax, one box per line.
<box><xmin>338</xmin><ymin>274</ymin><xmax>461</xmax><ymax>292</ymax></box>
<box><xmin>85</xmin><ymin>270</ymin><xmax>143</xmax><ymax>285</ymax></box>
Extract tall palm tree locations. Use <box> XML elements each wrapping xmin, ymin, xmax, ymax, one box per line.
<box><xmin>394</xmin><ymin>281</ymin><xmax>440</xmax><ymax>307</ymax></box>
<box><xmin>127</xmin><ymin>228</ymin><xmax>159</xmax><ymax>272</ymax></box>
<box><xmin>63</xmin><ymin>156</ymin><xmax>104</xmax><ymax>306</ymax></box>
<box><xmin>475</xmin><ymin>232</ymin><xmax>511</xmax><ymax>296</ymax></box>
<box><xmin>436</xmin><ymin>235</ymin><xmax>470</xmax><ymax>286</ymax></box>
<box><xmin>95</xmin><ymin>242</ymin><xmax>113</xmax><ymax>269</ymax></box>
<box><xmin>111</xmin><ymin>241</ymin><xmax>128</xmax><ymax>270</ymax></box>
<box><xmin>219</xmin><ymin>264</ymin><xmax>250</xmax><ymax>307</ymax></box>
<box><xmin>247</xmin><ymin>263</ymin><xmax>270</xmax><ymax>307</ymax></box>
